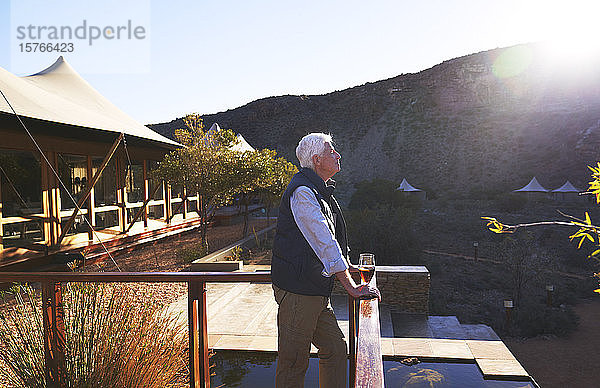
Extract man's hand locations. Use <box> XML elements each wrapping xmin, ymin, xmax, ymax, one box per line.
<box><xmin>349</xmin><ymin>283</ymin><xmax>381</xmax><ymax>301</ymax></box>
<box><xmin>335</xmin><ymin>269</ymin><xmax>381</xmax><ymax>301</ymax></box>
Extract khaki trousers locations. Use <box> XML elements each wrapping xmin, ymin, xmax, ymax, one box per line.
<box><xmin>273</xmin><ymin>285</ymin><xmax>347</xmax><ymax>388</ymax></box>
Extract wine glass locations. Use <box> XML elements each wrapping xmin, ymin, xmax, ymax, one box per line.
<box><xmin>358</xmin><ymin>253</ymin><xmax>375</xmax><ymax>285</ymax></box>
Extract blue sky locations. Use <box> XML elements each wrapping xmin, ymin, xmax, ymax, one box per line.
<box><xmin>1</xmin><ymin>0</ymin><xmax>598</xmax><ymax>124</ymax></box>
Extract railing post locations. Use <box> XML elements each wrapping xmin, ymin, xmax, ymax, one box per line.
<box><xmin>189</xmin><ymin>281</ymin><xmax>210</xmax><ymax>388</ymax></box>
<box><xmin>354</xmin><ymin>276</ymin><xmax>384</xmax><ymax>388</ymax></box>
<box><xmin>42</xmin><ymin>281</ymin><xmax>67</xmax><ymax>388</ymax></box>
<box><xmin>348</xmin><ymin>295</ymin><xmax>357</xmax><ymax>388</ymax></box>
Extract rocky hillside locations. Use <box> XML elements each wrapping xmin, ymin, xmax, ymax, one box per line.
<box><xmin>149</xmin><ymin>43</ymin><xmax>600</xmax><ymax>200</ymax></box>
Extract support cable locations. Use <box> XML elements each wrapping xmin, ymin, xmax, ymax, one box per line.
<box><xmin>0</xmin><ymin>88</ymin><xmax>121</xmax><ymax>271</ymax></box>
<box><xmin>0</xmin><ymin>165</ymin><xmax>45</xmax><ymax>237</ymax></box>
<box><xmin>122</xmin><ymin>133</ymin><xmax>134</xmax><ymax>194</ymax></box>
<box><xmin>0</xmin><ymin>165</ymin><xmax>31</xmax><ymax>210</ymax></box>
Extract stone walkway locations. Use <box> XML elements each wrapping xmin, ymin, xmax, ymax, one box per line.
<box><xmin>165</xmin><ymin>282</ymin><xmax>530</xmax><ymax>382</ymax></box>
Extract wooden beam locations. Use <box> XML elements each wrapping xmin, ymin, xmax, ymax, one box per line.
<box><xmin>167</xmin><ymin>192</ymin><xmax>189</xmax><ymax>224</ymax></box>
<box><xmin>348</xmin><ymin>295</ymin><xmax>357</xmax><ymax>388</ymax></box>
<box><xmin>50</xmin><ymin>152</ymin><xmax>62</xmax><ymax>245</ymax></box>
<box><xmin>0</xmin><ymin>172</ymin><xmax>3</xmax><ymax>251</ymax></box>
<box><xmin>182</xmin><ymin>187</ymin><xmax>188</xmax><ymax>220</ymax></box>
<box><xmin>188</xmin><ymin>281</ymin><xmax>210</xmax><ymax>388</ymax></box>
<box><xmin>0</xmin><ymin>271</ymin><xmax>271</xmax><ymax>283</ymax></box>
<box><xmin>40</xmin><ymin>153</ymin><xmax>52</xmax><ymax>244</ymax></box>
<box><xmin>123</xmin><ymin>182</ymin><xmax>162</xmax><ymax>234</ymax></box>
<box><xmin>165</xmin><ymin>183</ymin><xmax>172</xmax><ymax>223</ymax></box>
<box><xmin>142</xmin><ymin>160</ymin><xmax>149</xmax><ymax>228</ymax></box>
<box><xmin>86</xmin><ymin>155</ymin><xmax>96</xmax><ymax>241</ymax></box>
<box><xmin>56</xmin><ymin>133</ymin><xmax>122</xmax><ymax>245</ymax></box>
<box><xmin>0</xmin><ymin>128</ymin><xmax>170</xmax><ymax>161</ymax></box>
<box><xmin>42</xmin><ymin>281</ymin><xmax>67</xmax><ymax>387</ymax></box>
<box><xmin>116</xmin><ymin>156</ymin><xmax>127</xmax><ymax>233</ymax></box>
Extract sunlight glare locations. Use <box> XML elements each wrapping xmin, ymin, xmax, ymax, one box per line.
<box><xmin>535</xmin><ymin>1</ymin><xmax>600</xmax><ymax>74</ymax></box>
<box><xmin>492</xmin><ymin>45</ymin><xmax>533</xmax><ymax>79</ymax></box>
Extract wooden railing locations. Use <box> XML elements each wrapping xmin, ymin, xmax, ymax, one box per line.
<box><xmin>0</xmin><ymin>271</ymin><xmax>384</xmax><ymax>388</ymax></box>
<box><xmin>348</xmin><ymin>276</ymin><xmax>385</xmax><ymax>388</ymax></box>
<box><xmin>0</xmin><ymin>271</ymin><xmax>271</xmax><ymax>388</ymax></box>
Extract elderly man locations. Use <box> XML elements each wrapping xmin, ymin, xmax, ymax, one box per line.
<box><xmin>272</xmin><ymin>133</ymin><xmax>380</xmax><ymax>388</ymax></box>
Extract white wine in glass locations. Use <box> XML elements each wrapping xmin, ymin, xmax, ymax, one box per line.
<box><xmin>358</xmin><ymin>253</ymin><xmax>375</xmax><ymax>284</ymax></box>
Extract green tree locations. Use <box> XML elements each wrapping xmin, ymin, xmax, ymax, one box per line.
<box><xmin>230</xmin><ymin>149</ymin><xmax>276</xmax><ymax>237</ymax></box>
<box><xmin>498</xmin><ymin>235</ymin><xmax>554</xmax><ymax>307</ymax></box>
<box><xmin>230</xmin><ymin>149</ymin><xmax>297</xmax><ymax>237</ymax></box>
<box><xmin>153</xmin><ymin>114</ymin><xmax>237</xmax><ymax>251</ymax></box>
<box><xmin>153</xmin><ymin>114</ymin><xmax>297</xmax><ymax>248</ymax></box>
<box><xmin>261</xmin><ymin>156</ymin><xmax>297</xmax><ymax>227</ymax></box>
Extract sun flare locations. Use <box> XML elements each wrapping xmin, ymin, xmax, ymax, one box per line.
<box><xmin>531</xmin><ymin>1</ymin><xmax>600</xmax><ymax>71</ymax></box>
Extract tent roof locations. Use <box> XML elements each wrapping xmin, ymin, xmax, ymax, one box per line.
<box><xmin>232</xmin><ymin>134</ymin><xmax>255</xmax><ymax>153</ymax></box>
<box><xmin>396</xmin><ymin>178</ymin><xmax>422</xmax><ymax>192</ymax></box>
<box><xmin>208</xmin><ymin>123</ymin><xmax>255</xmax><ymax>153</ymax></box>
<box><xmin>0</xmin><ymin>56</ymin><xmax>178</xmax><ymax>147</ymax></box>
<box><xmin>513</xmin><ymin>177</ymin><xmax>549</xmax><ymax>192</ymax></box>
<box><xmin>552</xmin><ymin>180</ymin><xmax>581</xmax><ymax>193</ymax></box>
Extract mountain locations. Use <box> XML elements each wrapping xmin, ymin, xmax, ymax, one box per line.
<box><xmin>149</xmin><ymin>43</ymin><xmax>600</xmax><ymax>200</ymax></box>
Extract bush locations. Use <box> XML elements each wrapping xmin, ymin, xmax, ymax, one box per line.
<box><xmin>346</xmin><ymin>204</ymin><xmax>420</xmax><ymax>265</ymax></box>
<box><xmin>177</xmin><ymin>243</ymin><xmax>208</xmax><ymax>262</ymax></box>
<box><xmin>495</xmin><ymin>193</ymin><xmax>528</xmax><ymax>212</ymax></box>
<box><xmin>0</xmin><ymin>283</ymin><xmax>187</xmax><ymax>387</ymax></box>
<box><xmin>349</xmin><ymin>179</ymin><xmax>421</xmax><ymax>210</ymax></box>
<box><xmin>512</xmin><ymin>303</ymin><xmax>579</xmax><ymax>338</ymax></box>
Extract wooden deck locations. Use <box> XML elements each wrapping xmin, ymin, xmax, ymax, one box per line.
<box><xmin>0</xmin><ymin>213</ymin><xmax>201</xmax><ymax>270</ymax></box>
<box><xmin>165</xmin><ymin>280</ymin><xmax>531</xmax><ymax>381</ymax></box>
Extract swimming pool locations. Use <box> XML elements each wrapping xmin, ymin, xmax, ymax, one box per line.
<box><xmin>210</xmin><ymin>351</ymin><xmax>537</xmax><ymax>387</ymax></box>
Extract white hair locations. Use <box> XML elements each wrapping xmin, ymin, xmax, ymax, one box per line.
<box><xmin>296</xmin><ymin>133</ymin><xmax>332</xmax><ymax>170</ymax></box>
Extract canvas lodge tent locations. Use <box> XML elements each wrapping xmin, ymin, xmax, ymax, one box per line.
<box><xmin>396</xmin><ymin>178</ymin><xmax>426</xmax><ymax>199</ymax></box>
<box><xmin>513</xmin><ymin>177</ymin><xmax>549</xmax><ymax>193</ymax></box>
<box><xmin>208</xmin><ymin>122</ymin><xmax>255</xmax><ymax>153</ymax></box>
<box><xmin>0</xmin><ymin>56</ymin><xmax>201</xmax><ymax>270</ymax></box>
<box><xmin>512</xmin><ymin>176</ymin><xmax>551</xmax><ymax>200</ymax></box>
<box><xmin>552</xmin><ymin>180</ymin><xmax>582</xmax><ymax>201</ymax></box>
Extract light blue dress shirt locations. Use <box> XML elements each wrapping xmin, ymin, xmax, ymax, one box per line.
<box><xmin>290</xmin><ymin>186</ymin><xmax>349</xmax><ymax>277</ymax></box>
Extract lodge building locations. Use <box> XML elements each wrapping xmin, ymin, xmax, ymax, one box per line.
<box><xmin>0</xmin><ymin>56</ymin><xmax>200</xmax><ymax>269</ymax></box>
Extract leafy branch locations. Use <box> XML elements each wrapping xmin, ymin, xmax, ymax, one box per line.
<box><xmin>483</xmin><ymin>162</ymin><xmax>600</xmax><ymax>293</ymax></box>
<box><xmin>483</xmin><ymin>211</ymin><xmax>600</xmax><ymax>250</ymax></box>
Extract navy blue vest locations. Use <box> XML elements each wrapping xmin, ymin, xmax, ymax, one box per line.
<box><xmin>272</xmin><ymin>168</ymin><xmax>349</xmax><ymax>296</ymax></box>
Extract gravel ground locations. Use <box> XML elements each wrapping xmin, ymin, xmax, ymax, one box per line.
<box><xmin>506</xmin><ymin>299</ymin><xmax>600</xmax><ymax>388</ymax></box>
<box><xmin>86</xmin><ymin>218</ymin><xmax>270</xmax><ymax>308</ymax></box>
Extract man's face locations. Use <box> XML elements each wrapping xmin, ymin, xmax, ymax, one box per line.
<box><xmin>314</xmin><ymin>142</ymin><xmax>341</xmax><ymax>180</ymax></box>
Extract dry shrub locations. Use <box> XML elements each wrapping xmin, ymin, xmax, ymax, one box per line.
<box><xmin>0</xmin><ymin>283</ymin><xmax>188</xmax><ymax>388</ymax></box>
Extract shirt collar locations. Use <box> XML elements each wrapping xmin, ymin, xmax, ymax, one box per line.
<box><xmin>299</xmin><ymin>167</ymin><xmax>335</xmax><ymax>199</ymax></box>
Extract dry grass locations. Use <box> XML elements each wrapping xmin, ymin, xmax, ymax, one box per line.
<box><xmin>0</xmin><ymin>219</ymin><xmax>272</xmax><ymax>387</ymax></box>
<box><xmin>95</xmin><ymin>219</ymin><xmax>269</xmax><ymax>272</ymax></box>
<box><xmin>0</xmin><ymin>283</ymin><xmax>188</xmax><ymax>388</ymax></box>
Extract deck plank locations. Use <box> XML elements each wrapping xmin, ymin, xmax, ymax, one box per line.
<box><xmin>163</xmin><ymin>282</ymin><xmax>532</xmax><ymax>382</ymax></box>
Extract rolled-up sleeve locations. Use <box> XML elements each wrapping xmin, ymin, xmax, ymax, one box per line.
<box><xmin>291</xmin><ymin>186</ymin><xmax>349</xmax><ymax>277</ymax></box>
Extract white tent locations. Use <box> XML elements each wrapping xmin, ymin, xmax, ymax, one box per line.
<box><xmin>207</xmin><ymin>122</ymin><xmax>255</xmax><ymax>152</ymax></box>
<box><xmin>232</xmin><ymin>134</ymin><xmax>255</xmax><ymax>153</ymax></box>
<box><xmin>0</xmin><ymin>56</ymin><xmax>178</xmax><ymax>147</ymax></box>
<box><xmin>552</xmin><ymin>180</ymin><xmax>580</xmax><ymax>193</ymax></box>
<box><xmin>396</xmin><ymin>178</ymin><xmax>422</xmax><ymax>192</ymax></box>
<box><xmin>552</xmin><ymin>180</ymin><xmax>582</xmax><ymax>201</ymax></box>
<box><xmin>513</xmin><ymin>177</ymin><xmax>549</xmax><ymax>192</ymax></box>
<box><xmin>396</xmin><ymin>178</ymin><xmax>426</xmax><ymax>199</ymax></box>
